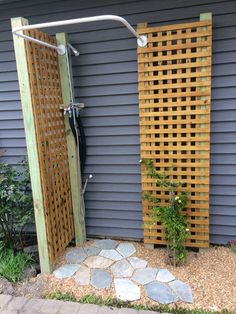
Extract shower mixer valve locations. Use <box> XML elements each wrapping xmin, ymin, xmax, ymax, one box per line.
<box><xmin>61</xmin><ymin>102</ymin><xmax>85</xmax><ymax>117</ymax></box>
<box><xmin>60</xmin><ymin>102</ymin><xmax>93</xmax><ymax>195</ymax></box>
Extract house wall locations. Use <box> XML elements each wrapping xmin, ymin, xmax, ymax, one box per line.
<box><xmin>0</xmin><ymin>0</ymin><xmax>235</xmax><ymax>244</ymax></box>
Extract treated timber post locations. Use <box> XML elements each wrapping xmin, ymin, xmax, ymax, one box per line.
<box><xmin>11</xmin><ymin>17</ymin><xmax>51</xmax><ymax>273</ymax></box>
<box><xmin>200</xmin><ymin>12</ymin><xmax>212</xmax><ymax>22</ymax></box>
<box><xmin>56</xmin><ymin>33</ymin><xmax>86</xmax><ymax>245</ymax></box>
<box><xmin>199</xmin><ymin>12</ymin><xmax>212</xmax><ymax>247</ymax></box>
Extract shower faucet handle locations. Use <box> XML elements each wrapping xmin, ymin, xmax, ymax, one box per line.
<box><xmin>71</xmin><ymin>103</ymin><xmax>85</xmax><ymax>117</ymax></box>
<box><xmin>60</xmin><ymin>103</ymin><xmax>85</xmax><ymax>117</ymax></box>
<box><xmin>71</xmin><ymin>103</ymin><xmax>85</xmax><ymax>109</ymax></box>
<box><xmin>60</xmin><ymin>106</ymin><xmax>72</xmax><ymax>117</ymax></box>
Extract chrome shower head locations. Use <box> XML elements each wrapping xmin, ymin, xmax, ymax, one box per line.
<box><xmin>67</xmin><ymin>43</ymin><xmax>80</xmax><ymax>56</ymax></box>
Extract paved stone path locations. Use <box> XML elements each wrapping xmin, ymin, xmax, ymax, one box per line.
<box><xmin>53</xmin><ymin>240</ymin><xmax>193</xmax><ymax>305</ymax></box>
<box><xmin>0</xmin><ymin>294</ymin><xmax>166</xmax><ymax>313</ymax></box>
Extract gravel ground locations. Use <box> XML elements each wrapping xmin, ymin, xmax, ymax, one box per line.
<box><xmin>28</xmin><ymin>241</ymin><xmax>236</xmax><ymax>312</ymax></box>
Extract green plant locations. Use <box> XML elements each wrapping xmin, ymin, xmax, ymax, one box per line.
<box><xmin>141</xmin><ymin>159</ymin><xmax>189</xmax><ymax>266</ymax></box>
<box><xmin>0</xmin><ymin>158</ymin><xmax>34</xmax><ymax>249</ymax></box>
<box><xmin>45</xmin><ymin>291</ymin><xmax>77</xmax><ymax>302</ymax></box>
<box><xmin>232</xmin><ymin>246</ymin><xmax>236</xmax><ymax>253</ymax></box>
<box><xmin>45</xmin><ymin>292</ymin><xmax>234</xmax><ymax>314</ymax></box>
<box><xmin>0</xmin><ymin>248</ymin><xmax>31</xmax><ymax>282</ymax></box>
<box><xmin>227</xmin><ymin>240</ymin><xmax>236</xmax><ymax>253</ymax></box>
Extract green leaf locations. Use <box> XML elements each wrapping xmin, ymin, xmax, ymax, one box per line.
<box><xmin>0</xmin><ymin>248</ymin><xmax>31</xmax><ymax>282</ymax></box>
<box><xmin>141</xmin><ymin>159</ymin><xmax>189</xmax><ymax>265</ymax></box>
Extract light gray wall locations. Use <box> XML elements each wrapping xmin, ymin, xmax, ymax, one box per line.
<box><xmin>0</xmin><ymin>0</ymin><xmax>235</xmax><ymax>244</ymax></box>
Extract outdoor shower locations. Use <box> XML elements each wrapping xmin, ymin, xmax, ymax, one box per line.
<box><xmin>11</xmin><ymin>14</ymin><xmax>148</xmax><ymax>270</ymax></box>
<box><xmin>11</xmin><ymin>12</ymin><xmax>212</xmax><ymax>274</ymax></box>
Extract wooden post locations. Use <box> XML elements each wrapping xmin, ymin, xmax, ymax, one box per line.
<box><xmin>199</xmin><ymin>12</ymin><xmax>212</xmax><ymax>248</ymax></box>
<box><xmin>11</xmin><ymin>17</ymin><xmax>51</xmax><ymax>273</ymax></box>
<box><xmin>200</xmin><ymin>12</ymin><xmax>212</xmax><ymax>21</ymax></box>
<box><xmin>56</xmin><ymin>33</ymin><xmax>86</xmax><ymax>245</ymax></box>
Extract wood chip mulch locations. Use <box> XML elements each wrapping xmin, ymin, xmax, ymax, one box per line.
<box><xmin>30</xmin><ymin>242</ymin><xmax>236</xmax><ymax>311</ymax></box>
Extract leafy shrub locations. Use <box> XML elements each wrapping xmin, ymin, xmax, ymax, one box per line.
<box><xmin>0</xmin><ymin>159</ymin><xmax>34</xmax><ymax>249</ymax></box>
<box><xmin>0</xmin><ymin>248</ymin><xmax>31</xmax><ymax>282</ymax></box>
<box><xmin>141</xmin><ymin>159</ymin><xmax>189</xmax><ymax>266</ymax></box>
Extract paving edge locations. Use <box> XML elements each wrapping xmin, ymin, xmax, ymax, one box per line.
<box><xmin>0</xmin><ymin>294</ymin><xmax>166</xmax><ymax>314</ymax></box>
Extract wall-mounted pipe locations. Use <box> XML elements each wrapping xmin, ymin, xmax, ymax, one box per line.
<box><xmin>12</xmin><ymin>14</ymin><xmax>148</xmax><ymax>54</ymax></box>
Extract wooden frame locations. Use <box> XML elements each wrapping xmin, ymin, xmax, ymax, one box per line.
<box><xmin>138</xmin><ymin>13</ymin><xmax>212</xmax><ymax>248</ymax></box>
<box><xmin>11</xmin><ymin>18</ymin><xmax>86</xmax><ymax>273</ymax></box>
<box><xmin>56</xmin><ymin>33</ymin><xmax>86</xmax><ymax>245</ymax></box>
<box><xmin>11</xmin><ymin>17</ymin><xmax>51</xmax><ymax>273</ymax></box>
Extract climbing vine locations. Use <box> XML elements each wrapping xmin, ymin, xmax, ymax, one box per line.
<box><xmin>141</xmin><ymin>159</ymin><xmax>189</xmax><ymax>266</ymax></box>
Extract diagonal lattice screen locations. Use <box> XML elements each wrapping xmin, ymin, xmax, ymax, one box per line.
<box><xmin>25</xmin><ymin>30</ymin><xmax>74</xmax><ymax>262</ymax></box>
<box><xmin>138</xmin><ymin>18</ymin><xmax>212</xmax><ymax>248</ymax></box>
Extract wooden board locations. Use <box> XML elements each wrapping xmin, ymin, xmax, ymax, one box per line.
<box><xmin>11</xmin><ymin>17</ymin><xmax>51</xmax><ymax>273</ymax></box>
<box><xmin>137</xmin><ymin>14</ymin><xmax>212</xmax><ymax>248</ymax></box>
<box><xmin>24</xmin><ymin>29</ymin><xmax>75</xmax><ymax>263</ymax></box>
<box><xmin>56</xmin><ymin>33</ymin><xmax>86</xmax><ymax>245</ymax></box>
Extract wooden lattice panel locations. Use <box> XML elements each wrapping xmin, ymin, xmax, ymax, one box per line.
<box><xmin>138</xmin><ymin>19</ymin><xmax>212</xmax><ymax>248</ymax></box>
<box><xmin>25</xmin><ymin>30</ymin><xmax>74</xmax><ymax>262</ymax></box>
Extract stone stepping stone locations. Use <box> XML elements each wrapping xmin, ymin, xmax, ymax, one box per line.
<box><xmin>66</xmin><ymin>248</ymin><xmax>87</xmax><ymax>264</ymax></box>
<box><xmin>53</xmin><ymin>264</ymin><xmax>79</xmax><ymax>279</ymax></box>
<box><xmin>111</xmin><ymin>259</ymin><xmax>134</xmax><ymax>278</ymax></box>
<box><xmin>114</xmin><ymin>279</ymin><xmax>140</xmax><ymax>301</ymax></box>
<box><xmin>99</xmin><ymin>249</ymin><xmax>123</xmax><ymax>261</ymax></box>
<box><xmin>91</xmin><ymin>269</ymin><xmax>112</xmax><ymax>289</ymax></box>
<box><xmin>84</xmin><ymin>246</ymin><xmax>101</xmax><ymax>257</ymax></box>
<box><xmin>83</xmin><ymin>256</ymin><xmax>114</xmax><ymax>269</ymax></box>
<box><xmin>128</xmin><ymin>257</ymin><xmax>147</xmax><ymax>269</ymax></box>
<box><xmin>116</xmin><ymin>243</ymin><xmax>136</xmax><ymax>258</ymax></box>
<box><xmin>169</xmin><ymin>280</ymin><xmax>193</xmax><ymax>303</ymax></box>
<box><xmin>145</xmin><ymin>281</ymin><xmax>178</xmax><ymax>304</ymax></box>
<box><xmin>93</xmin><ymin>239</ymin><xmax>118</xmax><ymax>249</ymax></box>
<box><xmin>74</xmin><ymin>265</ymin><xmax>90</xmax><ymax>285</ymax></box>
<box><xmin>156</xmin><ymin>269</ymin><xmax>175</xmax><ymax>283</ymax></box>
<box><xmin>132</xmin><ymin>268</ymin><xmax>158</xmax><ymax>285</ymax></box>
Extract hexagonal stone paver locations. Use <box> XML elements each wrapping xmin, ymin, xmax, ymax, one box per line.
<box><xmin>114</xmin><ymin>279</ymin><xmax>140</xmax><ymax>301</ymax></box>
<box><xmin>116</xmin><ymin>243</ymin><xmax>136</xmax><ymax>258</ymax></box>
<box><xmin>74</xmin><ymin>265</ymin><xmax>90</xmax><ymax>285</ymax></box>
<box><xmin>66</xmin><ymin>248</ymin><xmax>87</xmax><ymax>264</ymax></box>
<box><xmin>145</xmin><ymin>281</ymin><xmax>178</xmax><ymax>304</ymax></box>
<box><xmin>84</xmin><ymin>246</ymin><xmax>101</xmax><ymax>256</ymax></box>
<box><xmin>111</xmin><ymin>259</ymin><xmax>134</xmax><ymax>278</ymax></box>
<box><xmin>99</xmin><ymin>249</ymin><xmax>123</xmax><ymax>261</ymax></box>
<box><xmin>128</xmin><ymin>257</ymin><xmax>147</xmax><ymax>269</ymax></box>
<box><xmin>132</xmin><ymin>268</ymin><xmax>158</xmax><ymax>285</ymax></box>
<box><xmin>156</xmin><ymin>269</ymin><xmax>175</xmax><ymax>283</ymax></box>
<box><xmin>91</xmin><ymin>269</ymin><xmax>112</xmax><ymax>289</ymax></box>
<box><xmin>83</xmin><ymin>256</ymin><xmax>114</xmax><ymax>269</ymax></box>
<box><xmin>93</xmin><ymin>239</ymin><xmax>118</xmax><ymax>249</ymax></box>
<box><xmin>53</xmin><ymin>264</ymin><xmax>79</xmax><ymax>279</ymax></box>
<box><xmin>169</xmin><ymin>280</ymin><xmax>193</xmax><ymax>303</ymax></box>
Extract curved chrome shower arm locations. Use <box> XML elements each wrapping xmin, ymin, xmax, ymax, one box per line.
<box><xmin>12</xmin><ymin>14</ymin><xmax>148</xmax><ymax>54</ymax></box>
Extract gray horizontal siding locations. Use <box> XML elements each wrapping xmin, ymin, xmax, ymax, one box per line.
<box><xmin>0</xmin><ymin>0</ymin><xmax>236</xmax><ymax>243</ymax></box>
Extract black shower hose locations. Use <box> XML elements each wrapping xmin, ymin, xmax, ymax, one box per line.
<box><xmin>69</xmin><ymin>114</ymin><xmax>86</xmax><ymax>173</ymax></box>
